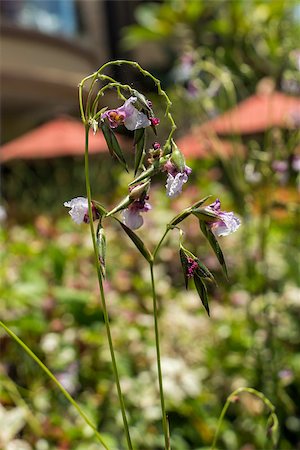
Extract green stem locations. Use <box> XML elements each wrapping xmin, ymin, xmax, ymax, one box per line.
<box><xmin>153</xmin><ymin>228</ymin><xmax>171</xmax><ymax>260</ymax></box>
<box><xmin>211</xmin><ymin>387</ymin><xmax>278</xmax><ymax>450</ymax></box>
<box><xmin>84</xmin><ymin>126</ymin><xmax>133</xmax><ymax>450</ymax></box>
<box><xmin>149</xmin><ymin>263</ymin><xmax>170</xmax><ymax>450</ymax></box>
<box><xmin>0</xmin><ymin>321</ymin><xmax>110</xmax><ymax>450</ymax></box>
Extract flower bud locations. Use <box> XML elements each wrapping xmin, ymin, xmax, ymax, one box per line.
<box><xmin>170</xmin><ymin>142</ymin><xmax>185</xmax><ymax>172</ymax></box>
<box><xmin>129</xmin><ymin>181</ymin><xmax>150</xmax><ymax>200</ymax></box>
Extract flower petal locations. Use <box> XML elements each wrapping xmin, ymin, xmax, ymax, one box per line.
<box><xmin>122</xmin><ymin>209</ymin><xmax>144</xmax><ymax>230</ymax></box>
<box><xmin>211</xmin><ymin>212</ymin><xmax>241</xmax><ymax>237</ymax></box>
<box><xmin>165</xmin><ymin>172</ymin><xmax>188</xmax><ymax>198</ymax></box>
<box><xmin>64</xmin><ymin>197</ymin><xmax>88</xmax><ymax>224</ymax></box>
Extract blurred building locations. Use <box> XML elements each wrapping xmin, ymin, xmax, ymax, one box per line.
<box><xmin>0</xmin><ymin>0</ymin><xmax>147</xmax><ymax>144</ymax></box>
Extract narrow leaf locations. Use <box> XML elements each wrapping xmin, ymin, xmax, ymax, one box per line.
<box><xmin>179</xmin><ymin>248</ymin><xmax>189</xmax><ymax>289</ymax></box>
<box><xmin>192</xmin><ymin>208</ymin><xmax>219</xmax><ymax>221</ymax></box>
<box><xmin>101</xmin><ymin>123</ymin><xmax>128</xmax><ymax>171</ymax></box>
<box><xmin>199</xmin><ymin>221</ymin><xmax>228</xmax><ymax>278</ymax></box>
<box><xmin>132</xmin><ymin>90</ymin><xmax>152</xmax><ymax>113</ymax></box>
<box><xmin>194</xmin><ymin>276</ymin><xmax>210</xmax><ymax>316</ymax></box>
<box><xmin>168</xmin><ymin>209</ymin><xmax>191</xmax><ymax>228</ymax></box>
<box><xmin>129</xmin><ymin>165</ymin><xmax>158</xmax><ymax>186</ymax></box>
<box><xmin>116</xmin><ymin>219</ymin><xmax>153</xmax><ymax>263</ymax></box>
<box><xmin>133</xmin><ymin>128</ymin><xmax>145</xmax><ymax>145</ymax></box>
<box><xmin>134</xmin><ymin>128</ymin><xmax>146</xmax><ymax>175</ymax></box>
<box><xmin>195</xmin><ymin>260</ymin><xmax>215</xmax><ymax>282</ymax></box>
<box><xmin>190</xmin><ymin>195</ymin><xmax>212</xmax><ymax>209</ymax></box>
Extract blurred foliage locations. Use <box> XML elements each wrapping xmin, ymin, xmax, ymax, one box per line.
<box><xmin>1</xmin><ymin>154</ymin><xmax>123</xmax><ymax>221</ymax></box>
<box><xmin>122</xmin><ymin>0</ymin><xmax>300</xmax><ymax>96</ymax></box>
<box><xmin>1</xmin><ymin>168</ymin><xmax>300</xmax><ymax>448</ymax></box>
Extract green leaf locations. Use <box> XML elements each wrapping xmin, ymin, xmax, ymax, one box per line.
<box><xmin>134</xmin><ymin>128</ymin><xmax>146</xmax><ymax>175</ymax></box>
<box><xmin>132</xmin><ymin>90</ymin><xmax>152</xmax><ymax>113</ymax></box>
<box><xmin>192</xmin><ymin>208</ymin><xmax>219</xmax><ymax>222</ymax></box>
<box><xmin>199</xmin><ymin>221</ymin><xmax>228</xmax><ymax>278</ymax></box>
<box><xmin>101</xmin><ymin>123</ymin><xmax>128</xmax><ymax>171</ymax></box>
<box><xmin>116</xmin><ymin>219</ymin><xmax>153</xmax><ymax>263</ymax></box>
<box><xmin>190</xmin><ymin>195</ymin><xmax>212</xmax><ymax>209</ymax></box>
<box><xmin>195</xmin><ymin>260</ymin><xmax>215</xmax><ymax>282</ymax></box>
<box><xmin>168</xmin><ymin>209</ymin><xmax>192</xmax><ymax>228</ymax></box>
<box><xmin>129</xmin><ymin>165</ymin><xmax>158</xmax><ymax>186</ymax></box>
<box><xmin>194</xmin><ymin>276</ymin><xmax>210</xmax><ymax>316</ymax></box>
<box><xmin>179</xmin><ymin>248</ymin><xmax>189</xmax><ymax>289</ymax></box>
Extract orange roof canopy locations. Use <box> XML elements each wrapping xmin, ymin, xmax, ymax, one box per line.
<box><xmin>0</xmin><ymin>116</ymin><xmax>131</xmax><ymax>162</ymax></box>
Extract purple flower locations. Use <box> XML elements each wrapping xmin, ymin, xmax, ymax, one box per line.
<box><xmin>64</xmin><ymin>197</ymin><xmax>98</xmax><ymax>224</ymax></box>
<box><xmin>206</xmin><ymin>199</ymin><xmax>241</xmax><ymax>237</ymax></box>
<box><xmin>122</xmin><ymin>197</ymin><xmax>151</xmax><ymax>230</ymax></box>
<box><xmin>102</xmin><ymin>96</ymin><xmax>151</xmax><ymax>131</ymax></box>
<box><xmin>164</xmin><ymin>161</ymin><xmax>192</xmax><ymax>198</ymax></box>
<box><xmin>272</xmin><ymin>160</ymin><xmax>288</xmax><ymax>174</ymax></box>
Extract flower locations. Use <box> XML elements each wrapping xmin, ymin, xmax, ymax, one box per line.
<box><xmin>292</xmin><ymin>155</ymin><xmax>300</xmax><ymax>172</ymax></box>
<box><xmin>64</xmin><ymin>197</ymin><xmax>98</xmax><ymax>224</ymax></box>
<box><xmin>164</xmin><ymin>161</ymin><xmax>192</xmax><ymax>198</ymax></box>
<box><xmin>206</xmin><ymin>199</ymin><xmax>241</xmax><ymax>237</ymax></box>
<box><xmin>102</xmin><ymin>96</ymin><xmax>151</xmax><ymax>131</ymax></box>
<box><xmin>122</xmin><ymin>197</ymin><xmax>151</xmax><ymax>230</ymax></box>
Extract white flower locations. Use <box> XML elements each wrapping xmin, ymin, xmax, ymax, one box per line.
<box><xmin>122</xmin><ymin>209</ymin><xmax>144</xmax><ymax>230</ymax></box>
<box><xmin>210</xmin><ymin>212</ymin><xmax>241</xmax><ymax>237</ymax></box>
<box><xmin>64</xmin><ymin>197</ymin><xmax>88</xmax><ymax>224</ymax></box>
<box><xmin>122</xmin><ymin>199</ymin><xmax>151</xmax><ymax>230</ymax></box>
<box><xmin>165</xmin><ymin>172</ymin><xmax>189</xmax><ymax>198</ymax></box>
<box><xmin>206</xmin><ymin>199</ymin><xmax>241</xmax><ymax>237</ymax></box>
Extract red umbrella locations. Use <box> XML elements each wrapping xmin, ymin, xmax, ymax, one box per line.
<box><xmin>199</xmin><ymin>91</ymin><xmax>300</xmax><ymax>135</ymax></box>
<box><xmin>0</xmin><ymin>116</ymin><xmax>131</xmax><ymax>162</ymax></box>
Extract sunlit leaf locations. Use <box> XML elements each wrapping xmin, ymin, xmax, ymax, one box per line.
<box><xmin>179</xmin><ymin>247</ymin><xmax>189</xmax><ymax>289</ymax></box>
<box><xmin>194</xmin><ymin>275</ymin><xmax>210</xmax><ymax>316</ymax></box>
<box><xmin>101</xmin><ymin>123</ymin><xmax>128</xmax><ymax>171</ymax></box>
<box><xmin>116</xmin><ymin>219</ymin><xmax>152</xmax><ymax>263</ymax></box>
<box><xmin>199</xmin><ymin>221</ymin><xmax>228</xmax><ymax>278</ymax></box>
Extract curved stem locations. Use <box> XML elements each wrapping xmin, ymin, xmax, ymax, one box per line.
<box><xmin>211</xmin><ymin>387</ymin><xmax>278</xmax><ymax>450</ymax></box>
<box><xmin>150</xmin><ymin>263</ymin><xmax>170</xmax><ymax>450</ymax></box>
<box><xmin>80</xmin><ymin>60</ymin><xmax>177</xmax><ymax>149</ymax></box>
<box><xmin>84</xmin><ymin>126</ymin><xmax>133</xmax><ymax>450</ymax></box>
<box><xmin>0</xmin><ymin>321</ymin><xmax>110</xmax><ymax>450</ymax></box>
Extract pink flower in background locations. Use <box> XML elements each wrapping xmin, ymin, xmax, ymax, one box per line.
<box><xmin>102</xmin><ymin>96</ymin><xmax>151</xmax><ymax>131</ymax></box>
<box><xmin>206</xmin><ymin>199</ymin><xmax>241</xmax><ymax>237</ymax></box>
<box><xmin>122</xmin><ymin>198</ymin><xmax>151</xmax><ymax>230</ymax></box>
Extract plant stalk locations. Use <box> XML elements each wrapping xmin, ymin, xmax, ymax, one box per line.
<box><xmin>84</xmin><ymin>126</ymin><xmax>133</xmax><ymax>450</ymax></box>
<box><xmin>150</xmin><ymin>262</ymin><xmax>170</xmax><ymax>450</ymax></box>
